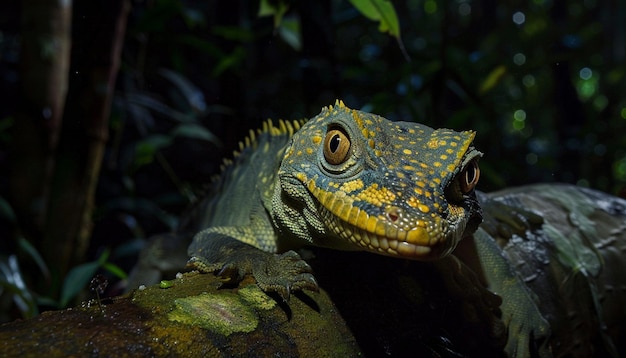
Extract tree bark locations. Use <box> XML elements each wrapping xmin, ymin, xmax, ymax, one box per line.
<box><xmin>10</xmin><ymin>0</ymin><xmax>131</xmax><ymax>286</ymax></box>
<box><xmin>43</xmin><ymin>0</ymin><xmax>131</xmax><ymax>278</ymax></box>
<box><xmin>10</xmin><ymin>0</ymin><xmax>72</xmax><ymax>246</ymax></box>
<box><xmin>0</xmin><ymin>273</ymin><xmax>361</xmax><ymax>357</ymax></box>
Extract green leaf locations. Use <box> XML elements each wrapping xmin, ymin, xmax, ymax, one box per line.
<box><xmin>348</xmin><ymin>0</ymin><xmax>400</xmax><ymax>38</ymax></box>
<box><xmin>60</xmin><ymin>261</ymin><xmax>100</xmax><ymax>307</ymax></box>
<box><xmin>212</xmin><ymin>47</ymin><xmax>246</xmax><ymax>77</ymax></box>
<box><xmin>258</xmin><ymin>0</ymin><xmax>290</xmax><ymax>28</ymax></box>
<box><xmin>97</xmin><ymin>248</ymin><xmax>111</xmax><ymax>266</ymax></box>
<box><xmin>479</xmin><ymin>65</ymin><xmax>507</xmax><ymax>94</ymax></box>
<box><xmin>0</xmin><ymin>256</ymin><xmax>38</xmax><ymax>318</ymax></box>
<box><xmin>172</xmin><ymin>123</ymin><xmax>221</xmax><ymax>146</ymax></box>
<box><xmin>99</xmin><ymin>197</ymin><xmax>178</xmax><ymax>231</ymax></box>
<box><xmin>134</xmin><ymin>134</ymin><xmax>173</xmax><ymax>167</ymax></box>
<box><xmin>278</xmin><ymin>16</ymin><xmax>302</xmax><ymax>51</ymax></box>
<box><xmin>0</xmin><ymin>196</ymin><xmax>15</xmax><ymax>222</ymax></box>
<box><xmin>102</xmin><ymin>262</ymin><xmax>128</xmax><ymax>280</ymax></box>
<box><xmin>212</xmin><ymin>25</ymin><xmax>254</xmax><ymax>42</ymax></box>
<box><xmin>17</xmin><ymin>237</ymin><xmax>50</xmax><ymax>280</ymax></box>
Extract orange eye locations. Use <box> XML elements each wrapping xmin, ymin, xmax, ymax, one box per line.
<box><xmin>323</xmin><ymin>128</ymin><xmax>351</xmax><ymax>165</ymax></box>
<box><xmin>459</xmin><ymin>160</ymin><xmax>480</xmax><ymax>194</ymax></box>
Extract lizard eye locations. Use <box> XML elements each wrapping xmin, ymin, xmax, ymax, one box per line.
<box><xmin>459</xmin><ymin>159</ymin><xmax>480</xmax><ymax>194</ymax></box>
<box><xmin>323</xmin><ymin>127</ymin><xmax>351</xmax><ymax>165</ymax></box>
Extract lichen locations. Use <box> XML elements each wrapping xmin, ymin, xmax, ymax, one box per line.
<box><xmin>159</xmin><ymin>280</ymin><xmax>174</xmax><ymax>289</ymax></box>
<box><xmin>237</xmin><ymin>284</ymin><xmax>276</xmax><ymax>310</ymax></box>
<box><xmin>168</xmin><ymin>292</ymin><xmax>258</xmax><ymax>336</ymax></box>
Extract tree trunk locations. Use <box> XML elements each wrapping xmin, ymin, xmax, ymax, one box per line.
<box><xmin>10</xmin><ymin>0</ymin><xmax>130</xmax><ymax>288</ymax></box>
<box><xmin>43</xmin><ymin>0</ymin><xmax>131</xmax><ymax>278</ymax></box>
<box><xmin>10</xmin><ymin>0</ymin><xmax>72</xmax><ymax>249</ymax></box>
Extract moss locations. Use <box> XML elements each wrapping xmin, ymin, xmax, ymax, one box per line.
<box><xmin>237</xmin><ymin>284</ymin><xmax>276</xmax><ymax>310</ymax></box>
<box><xmin>168</xmin><ymin>292</ymin><xmax>258</xmax><ymax>336</ymax></box>
<box><xmin>159</xmin><ymin>280</ymin><xmax>174</xmax><ymax>289</ymax></box>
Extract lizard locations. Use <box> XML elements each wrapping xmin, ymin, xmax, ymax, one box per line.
<box><xmin>181</xmin><ymin>100</ymin><xmax>626</xmax><ymax>357</ymax></box>
<box><xmin>187</xmin><ymin>99</ymin><xmax>484</xmax><ymax>294</ymax></box>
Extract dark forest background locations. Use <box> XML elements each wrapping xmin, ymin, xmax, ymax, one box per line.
<box><xmin>0</xmin><ymin>0</ymin><xmax>624</xmax><ymax>322</ymax></box>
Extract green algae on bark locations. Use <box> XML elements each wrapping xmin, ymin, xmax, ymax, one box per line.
<box><xmin>238</xmin><ymin>284</ymin><xmax>277</xmax><ymax>310</ymax></box>
<box><xmin>169</xmin><ymin>292</ymin><xmax>259</xmax><ymax>336</ymax></box>
<box><xmin>0</xmin><ymin>271</ymin><xmax>361</xmax><ymax>357</ymax></box>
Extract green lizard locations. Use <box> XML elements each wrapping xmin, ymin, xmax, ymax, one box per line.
<box><xmin>185</xmin><ymin>101</ymin><xmax>626</xmax><ymax>357</ymax></box>
<box><xmin>188</xmin><ymin>100</ymin><xmax>483</xmax><ymax>294</ymax></box>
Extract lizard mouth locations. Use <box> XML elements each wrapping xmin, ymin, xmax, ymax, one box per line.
<box><xmin>310</xmin><ymin>185</ymin><xmax>457</xmax><ymax>260</ymax></box>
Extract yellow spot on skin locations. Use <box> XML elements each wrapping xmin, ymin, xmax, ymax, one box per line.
<box><xmin>295</xmin><ymin>172</ymin><xmax>307</xmax><ymax>182</ymax></box>
<box><xmin>440</xmin><ymin>154</ymin><xmax>448</xmax><ymax>160</ymax></box>
<box><xmin>418</xmin><ymin>203</ymin><xmax>430</xmax><ymax>213</ymax></box>
<box><xmin>312</xmin><ymin>135</ymin><xmax>322</xmax><ymax>145</ymax></box>
<box><xmin>403</xmin><ymin>149</ymin><xmax>412</xmax><ymax>155</ymax></box>
<box><xmin>340</xmin><ymin>179</ymin><xmax>365</xmax><ymax>193</ymax></box>
<box><xmin>356</xmin><ymin>184</ymin><xmax>397</xmax><ymax>207</ymax></box>
<box><xmin>406</xmin><ymin>196</ymin><xmax>422</xmax><ymax>209</ymax></box>
<box><xmin>447</xmin><ymin>164</ymin><xmax>456</xmax><ymax>172</ymax></box>
<box><xmin>368</xmin><ymin>139</ymin><xmax>375</xmax><ymax>149</ymax></box>
<box><xmin>433</xmin><ymin>161</ymin><xmax>442</xmax><ymax>167</ymax></box>
<box><xmin>306</xmin><ymin>148</ymin><xmax>314</xmax><ymax>155</ymax></box>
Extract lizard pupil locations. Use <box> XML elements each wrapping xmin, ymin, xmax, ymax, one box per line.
<box><xmin>323</xmin><ymin>128</ymin><xmax>351</xmax><ymax>165</ymax></box>
<box><xmin>460</xmin><ymin>160</ymin><xmax>480</xmax><ymax>194</ymax></box>
<box><xmin>330</xmin><ymin>134</ymin><xmax>341</xmax><ymax>153</ymax></box>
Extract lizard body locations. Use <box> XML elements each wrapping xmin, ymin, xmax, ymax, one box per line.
<box><xmin>182</xmin><ymin>101</ymin><xmax>626</xmax><ymax>357</ymax></box>
<box><xmin>188</xmin><ymin>100</ymin><xmax>482</xmax><ymax>295</ymax></box>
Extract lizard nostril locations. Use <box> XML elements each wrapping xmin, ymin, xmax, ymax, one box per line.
<box><xmin>385</xmin><ymin>206</ymin><xmax>402</xmax><ymax>222</ymax></box>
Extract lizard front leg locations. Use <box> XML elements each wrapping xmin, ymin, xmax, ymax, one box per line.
<box><xmin>434</xmin><ymin>253</ymin><xmax>507</xmax><ymax>351</ymax></box>
<box><xmin>188</xmin><ymin>229</ymin><xmax>318</xmax><ymax>301</ymax></box>
<box><xmin>471</xmin><ymin>228</ymin><xmax>551</xmax><ymax>358</ymax></box>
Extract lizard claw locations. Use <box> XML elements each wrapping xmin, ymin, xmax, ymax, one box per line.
<box><xmin>188</xmin><ymin>235</ymin><xmax>319</xmax><ymax>301</ymax></box>
<box><xmin>252</xmin><ymin>250</ymin><xmax>319</xmax><ymax>301</ymax></box>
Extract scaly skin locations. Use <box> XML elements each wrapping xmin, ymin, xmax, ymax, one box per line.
<box><xmin>186</xmin><ymin>101</ymin><xmax>626</xmax><ymax>356</ymax></box>
<box><xmin>271</xmin><ymin>101</ymin><xmax>483</xmax><ymax>259</ymax></box>
<box><xmin>188</xmin><ymin>101</ymin><xmax>506</xmax><ymax>350</ymax></box>
<box><xmin>188</xmin><ymin>101</ymin><xmax>483</xmax><ymax>294</ymax></box>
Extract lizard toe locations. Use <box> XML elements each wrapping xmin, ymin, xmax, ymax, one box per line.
<box><xmin>251</xmin><ymin>251</ymin><xmax>318</xmax><ymax>301</ymax></box>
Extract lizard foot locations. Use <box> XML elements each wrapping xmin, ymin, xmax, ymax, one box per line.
<box><xmin>187</xmin><ymin>233</ymin><xmax>318</xmax><ymax>301</ymax></box>
<box><xmin>435</xmin><ymin>255</ymin><xmax>506</xmax><ymax>349</ymax></box>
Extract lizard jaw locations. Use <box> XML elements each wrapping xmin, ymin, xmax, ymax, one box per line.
<box><xmin>310</xmin><ymin>186</ymin><xmax>458</xmax><ymax>260</ymax></box>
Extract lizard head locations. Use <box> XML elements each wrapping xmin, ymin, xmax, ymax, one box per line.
<box><xmin>272</xmin><ymin>100</ymin><xmax>482</xmax><ymax>260</ymax></box>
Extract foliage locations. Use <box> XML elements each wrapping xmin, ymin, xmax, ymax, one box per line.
<box><xmin>0</xmin><ymin>0</ymin><xmax>625</xmax><ymax>322</ymax></box>
<box><xmin>0</xmin><ymin>235</ymin><xmax>127</xmax><ymax>319</ymax></box>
